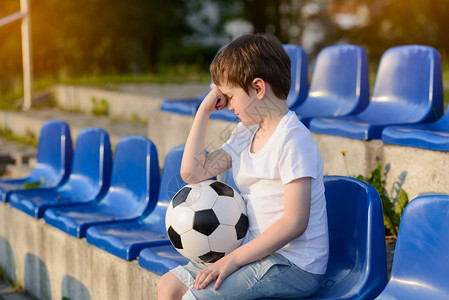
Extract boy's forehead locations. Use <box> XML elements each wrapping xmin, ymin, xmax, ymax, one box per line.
<box><xmin>216</xmin><ymin>82</ymin><xmax>241</xmax><ymax>94</ymax></box>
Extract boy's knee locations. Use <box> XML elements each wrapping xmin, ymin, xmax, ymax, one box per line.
<box><xmin>157</xmin><ymin>273</ymin><xmax>170</xmax><ymax>294</ymax></box>
<box><xmin>157</xmin><ymin>272</ymin><xmax>188</xmax><ymax>299</ymax></box>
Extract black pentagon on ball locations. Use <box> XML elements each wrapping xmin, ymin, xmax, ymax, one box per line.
<box><xmin>209</xmin><ymin>181</ymin><xmax>234</xmax><ymax>197</ymax></box>
<box><xmin>199</xmin><ymin>251</ymin><xmax>225</xmax><ymax>263</ymax></box>
<box><xmin>192</xmin><ymin>209</ymin><xmax>220</xmax><ymax>236</ymax></box>
<box><xmin>172</xmin><ymin>187</ymin><xmax>192</xmax><ymax>208</ymax></box>
<box><xmin>167</xmin><ymin>226</ymin><xmax>183</xmax><ymax>249</ymax></box>
<box><xmin>235</xmin><ymin>213</ymin><xmax>249</xmax><ymax>240</ymax></box>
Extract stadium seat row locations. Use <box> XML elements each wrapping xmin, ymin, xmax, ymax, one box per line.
<box><xmin>162</xmin><ymin>44</ymin><xmax>449</xmax><ymax>151</ymax></box>
<box><xmin>1</xmin><ymin>120</ymin><xmax>448</xmax><ymax>299</ymax></box>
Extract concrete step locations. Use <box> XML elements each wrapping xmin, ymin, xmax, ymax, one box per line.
<box><xmin>0</xmin><ymin>83</ymin><xmax>209</xmax><ymax>170</ymax></box>
<box><xmin>0</xmin><ymin>137</ymin><xmax>36</xmax><ymax>178</ymax></box>
<box><xmin>0</xmin><ymin>107</ymin><xmax>152</xmax><ymax>177</ymax></box>
<box><xmin>53</xmin><ymin>83</ymin><xmax>209</xmax><ymax>122</ymax></box>
<box><xmin>0</xmin><ymin>108</ymin><xmax>148</xmax><ymax>148</ymax></box>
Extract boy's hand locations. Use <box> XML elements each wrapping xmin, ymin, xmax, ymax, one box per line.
<box><xmin>194</xmin><ymin>254</ymin><xmax>240</xmax><ymax>291</ymax></box>
<box><xmin>199</xmin><ymin>86</ymin><xmax>228</xmax><ymax>113</ymax></box>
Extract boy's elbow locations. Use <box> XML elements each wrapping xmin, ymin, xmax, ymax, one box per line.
<box><xmin>181</xmin><ymin>175</ymin><xmax>198</xmax><ymax>184</ymax></box>
<box><xmin>180</xmin><ymin>168</ymin><xmax>200</xmax><ymax>184</ymax></box>
<box><xmin>293</xmin><ymin>225</ymin><xmax>307</xmax><ymax>239</ymax></box>
<box><xmin>180</xmin><ymin>160</ymin><xmax>203</xmax><ymax>184</ymax></box>
<box><xmin>286</xmin><ymin>218</ymin><xmax>308</xmax><ymax>240</ymax></box>
<box><xmin>180</xmin><ymin>171</ymin><xmax>193</xmax><ymax>184</ymax></box>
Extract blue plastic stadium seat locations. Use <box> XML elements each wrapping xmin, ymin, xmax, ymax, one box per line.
<box><xmin>139</xmin><ymin>244</ymin><xmax>189</xmax><ymax>276</ymax></box>
<box><xmin>160</xmin><ymin>46</ymin><xmax>223</xmax><ymax>116</ymax></box>
<box><xmin>295</xmin><ymin>45</ymin><xmax>369</xmax><ymax>127</ymax></box>
<box><xmin>43</xmin><ymin>136</ymin><xmax>160</xmax><ymax>238</ymax></box>
<box><xmin>224</xmin><ymin>168</ymin><xmax>239</xmax><ymax>193</ymax></box>
<box><xmin>381</xmin><ymin>106</ymin><xmax>449</xmax><ymax>151</ymax></box>
<box><xmin>160</xmin><ymin>97</ymin><xmax>207</xmax><ymax>116</ymax></box>
<box><xmin>9</xmin><ymin>128</ymin><xmax>112</xmax><ymax>218</ymax></box>
<box><xmin>139</xmin><ymin>176</ymin><xmax>388</xmax><ymax>300</ymax></box>
<box><xmin>0</xmin><ymin>119</ymin><xmax>72</xmax><ymax>202</ymax></box>
<box><xmin>283</xmin><ymin>44</ymin><xmax>309</xmax><ymax>111</ymax></box>
<box><xmin>210</xmin><ymin>44</ymin><xmax>308</xmax><ymax>122</ymax></box>
<box><xmin>85</xmin><ymin>145</ymin><xmax>187</xmax><ymax>260</ymax></box>
<box><xmin>376</xmin><ymin>195</ymin><xmax>449</xmax><ymax>299</ymax></box>
<box><xmin>310</xmin><ymin>45</ymin><xmax>444</xmax><ymax>140</ymax></box>
<box><xmin>303</xmin><ymin>176</ymin><xmax>387</xmax><ymax>300</ymax></box>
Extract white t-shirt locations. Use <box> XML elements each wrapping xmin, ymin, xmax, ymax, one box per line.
<box><xmin>221</xmin><ymin>110</ymin><xmax>329</xmax><ymax>275</ymax></box>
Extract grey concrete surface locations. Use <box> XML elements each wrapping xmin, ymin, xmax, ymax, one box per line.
<box><xmin>312</xmin><ymin>133</ymin><xmax>384</xmax><ymax>178</ymax></box>
<box><xmin>0</xmin><ymin>203</ymin><xmax>159</xmax><ymax>300</ymax></box>
<box><xmin>54</xmin><ymin>83</ymin><xmax>209</xmax><ymax>122</ymax></box>
<box><xmin>383</xmin><ymin>144</ymin><xmax>449</xmax><ymax>201</ymax></box>
<box><xmin>0</xmin><ymin>83</ymin><xmax>447</xmax><ymax>299</ymax></box>
<box><xmin>0</xmin><ymin>108</ymin><xmax>147</xmax><ymax>150</ymax></box>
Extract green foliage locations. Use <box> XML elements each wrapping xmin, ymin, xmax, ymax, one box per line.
<box><xmin>0</xmin><ymin>126</ymin><xmax>38</xmax><ymax>146</ymax></box>
<box><xmin>23</xmin><ymin>182</ymin><xmax>41</xmax><ymax>189</ymax></box>
<box><xmin>0</xmin><ymin>265</ymin><xmax>23</xmax><ymax>293</ymax></box>
<box><xmin>91</xmin><ymin>97</ymin><xmax>109</xmax><ymax>116</ymax></box>
<box><xmin>338</xmin><ymin>0</ymin><xmax>449</xmax><ymax>63</ymax></box>
<box><xmin>24</xmin><ymin>129</ymin><xmax>38</xmax><ymax>146</ymax></box>
<box><xmin>358</xmin><ymin>163</ymin><xmax>409</xmax><ymax>238</ymax></box>
<box><xmin>0</xmin><ymin>0</ymin><xmax>192</xmax><ymax>79</ymax></box>
<box><xmin>130</xmin><ymin>113</ymin><xmax>148</xmax><ymax>124</ymax></box>
<box><xmin>0</xmin><ymin>265</ymin><xmax>13</xmax><ymax>287</ymax></box>
<box><xmin>23</xmin><ymin>177</ymin><xmax>46</xmax><ymax>189</ymax></box>
<box><xmin>159</xmin><ymin>45</ymin><xmax>220</xmax><ymax>72</ymax></box>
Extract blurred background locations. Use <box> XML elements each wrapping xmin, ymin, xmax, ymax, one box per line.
<box><xmin>1</xmin><ymin>0</ymin><xmax>449</xmax><ymax>108</ymax></box>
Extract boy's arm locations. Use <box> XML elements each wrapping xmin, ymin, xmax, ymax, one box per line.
<box><xmin>181</xmin><ymin>86</ymin><xmax>232</xmax><ymax>183</ymax></box>
<box><xmin>194</xmin><ymin>177</ymin><xmax>312</xmax><ymax>290</ymax></box>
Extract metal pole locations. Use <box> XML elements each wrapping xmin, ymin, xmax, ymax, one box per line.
<box><xmin>20</xmin><ymin>0</ymin><xmax>32</xmax><ymax>111</ymax></box>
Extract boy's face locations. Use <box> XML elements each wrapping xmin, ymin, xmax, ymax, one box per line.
<box><xmin>217</xmin><ymin>83</ymin><xmax>261</xmax><ymax>126</ymax></box>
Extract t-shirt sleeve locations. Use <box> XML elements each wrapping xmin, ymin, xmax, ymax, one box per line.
<box><xmin>220</xmin><ymin>129</ymin><xmax>236</xmax><ymax>157</ymax></box>
<box><xmin>278</xmin><ymin>128</ymin><xmax>321</xmax><ymax>185</ymax></box>
<box><xmin>221</xmin><ymin>123</ymin><xmax>255</xmax><ymax>158</ymax></box>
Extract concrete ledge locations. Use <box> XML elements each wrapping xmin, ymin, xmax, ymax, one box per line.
<box><xmin>53</xmin><ymin>84</ymin><xmax>209</xmax><ymax>121</ymax></box>
<box><xmin>53</xmin><ymin>85</ymin><xmax>162</xmax><ymax>121</ymax></box>
<box><xmin>312</xmin><ymin>133</ymin><xmax>384</xmax><ymax>178</ymax></box>
<box><xmin>0</xmin><ymin>203</ymin><xmax>159</xmax><ymax>300</ymax></box>
<box><xmin>383</xmin><ymin>144</ymin><xmax>449</xmax><ymax>201</ymax></box>
<box><xmin>0</xmin><ymin>111</ymin><xmax>45</xmax><ymax>139</ymax></box>
<box><xmin>313</xmin><ymin>133</ymin><xmax>449</xmax><ymax>201</ymax></box>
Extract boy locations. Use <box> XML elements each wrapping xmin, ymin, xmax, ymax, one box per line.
<box><xmin>158</xmin><ymin>33</ymin><xmax>328</xmax><ymax>299</ymax></box>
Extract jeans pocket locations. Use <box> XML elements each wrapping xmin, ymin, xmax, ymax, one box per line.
<box><xmin>255</xmin><ymin>254</ymin><xmax>292</xmax><ymax>281</ymax></box>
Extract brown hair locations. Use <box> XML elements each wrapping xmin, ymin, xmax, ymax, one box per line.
<box><xmin>210</xmin><ymin>33</ymin><xmax>291</xmax><ymax>99</ymax></box>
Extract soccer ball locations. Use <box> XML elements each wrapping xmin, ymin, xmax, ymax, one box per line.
<box><xmin>165</xmin><ymin>180</ymin><xmax>248</xmax><ymax>263</ymax></box>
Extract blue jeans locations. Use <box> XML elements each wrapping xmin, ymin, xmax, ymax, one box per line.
<box><xmin>170</xmin><ymin>253</ymin><xmax>323</xmax><ymax>299</ymax></box>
